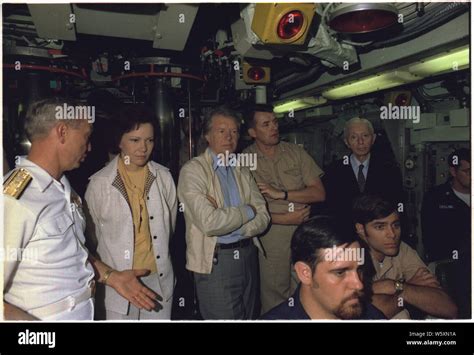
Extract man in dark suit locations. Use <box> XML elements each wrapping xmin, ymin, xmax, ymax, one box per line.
<box><xmin>322</xmin><ymin>117</ymin><xmax>404</xmax><ymax>235</ymax></box>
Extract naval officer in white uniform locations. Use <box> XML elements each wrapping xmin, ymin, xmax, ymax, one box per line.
<box><xmin>3</xmin><ymin>98</ymin><xmax>160</xmax><ymax>320</ymax></box>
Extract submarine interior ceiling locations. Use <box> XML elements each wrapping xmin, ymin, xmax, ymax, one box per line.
<box><xmin>2</xmin><ymin>2</ymin><xmax>470</xmax><ymax>180</ymax></box>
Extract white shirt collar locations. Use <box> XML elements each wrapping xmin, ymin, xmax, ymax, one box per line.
<box><xmin>350</xmin><ymin>153</ymin><xmax>370</xmax><ymax>168</ymax></box>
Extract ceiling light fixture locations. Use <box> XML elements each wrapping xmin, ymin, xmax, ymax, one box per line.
<box><xmin>274</xmin><ymin>96</ymin><xmax>327</xmax><ymax>114</ymax></box>
<box><xmin>321</xmin><ymin>46</ymin><xmax>469</xmax><ymax>100</ymax></box>
<box><xmin>328</xmin><ymin>3</ymin><xmax>398</xmax><ymax>34</ymax></box>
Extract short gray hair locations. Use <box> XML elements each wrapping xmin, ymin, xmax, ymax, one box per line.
<box><xmin>203</xmin><ymin>106</ymin><xmax>241</xmax><ymax>136</ymax></box>
<box><xmin>25</xmin><ymin>97</ymin><xmax>84</xmax><ymax>141</ymax></box>
<box><xmin>343</xmin><ymin>117</ymin><xmax>374</xmax><ymax>139</ymax></box>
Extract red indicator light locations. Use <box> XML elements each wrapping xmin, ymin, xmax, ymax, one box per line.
<box><xmin>277</xmin><ymin>11</ymin><xmax>304</xmax><ymax>40</ymax></box>
<box><xmin>247</xmin><ymin>67</ymin><xmax>266</xmax><ymax>81</ymax></box>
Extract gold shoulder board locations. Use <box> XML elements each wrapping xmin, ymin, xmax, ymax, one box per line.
<box><xmin>3</xmin><ymin>168</ymin><xmax>32</xmax><ymax>199</ymax></box>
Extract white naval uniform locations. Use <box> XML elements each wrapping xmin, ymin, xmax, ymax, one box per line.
<box><xmin>3</xmin><ymin>157</ymin><xmax>95</xmax><ymax>320</ymax></box>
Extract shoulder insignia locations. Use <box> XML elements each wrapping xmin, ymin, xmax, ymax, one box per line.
<box><xmin>71</xmin><ymin>190</ymin><xmax>83</xmax><ymax>208</ymax></box>
<box><xmin>3</xmin><ymin>168</ymin><xmax>32</xmax><ymax>199</ymax></box>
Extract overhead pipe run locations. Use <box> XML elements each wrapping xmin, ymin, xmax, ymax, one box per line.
<box><xmin>112</xmin><ymin>71</ymin><xmax>205</xmax><ymax>82</ymax></box>
<box><xmin>273</xmin><ymin>62</ymin><xmax>323</xmax><ymax>97</ymax></box>
<box><xmin>3</xmin><ymin>63</ymin><xmax>90</xmax><ymax>81</ymax></box>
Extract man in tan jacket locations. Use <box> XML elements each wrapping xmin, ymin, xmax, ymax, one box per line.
<box><xmin>178</xmin><ymin>106</ymin><xmax>270</xmax><ymax>319</ymax></box>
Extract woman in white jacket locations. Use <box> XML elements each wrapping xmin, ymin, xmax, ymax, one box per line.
<box><xmin>85</xmin><ymin>105</ymin><xmax>177</xmax><ymax>320</ymax></box>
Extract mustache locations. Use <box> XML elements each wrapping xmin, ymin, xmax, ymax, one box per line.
<box><xmin>342</xmin><ymin>291</ymin><xmax>365</xmax><ymax>304</ymax></box>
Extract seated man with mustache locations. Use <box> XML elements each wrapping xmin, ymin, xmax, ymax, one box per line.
<box><xmin>353</xmin><ymin>194</ymin><xmax>458</xmax><ymax>319</ymax></box>
<box><xmin>262</xmin><ymin>216</ymin><xmax>385</xmax><ymax>320</ymax></box>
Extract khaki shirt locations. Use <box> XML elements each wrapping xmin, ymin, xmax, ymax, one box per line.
<box><xmin>243</xmin><ymin>141</ymin><xmax>324</xmax><ymax>213</ymax></box>
<box><xmin>372</xmin><ymin>241</ymin><xmax>429</xmax><ymax>319</ymax></box>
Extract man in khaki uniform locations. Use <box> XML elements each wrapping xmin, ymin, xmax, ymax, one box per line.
<box><xmin>243</xmin><ymin>104</ymin><xmax>326</xmax><ymax>314</ymax></box>
<box><xmin>353</xmin><ymin>194</ymin><xmax>458</xmax><ymax>319</ymax></box>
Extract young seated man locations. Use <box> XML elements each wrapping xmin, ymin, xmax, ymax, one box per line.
<box><xmin>352</xmin><ymin>194</ymin><xmax>458</xmax><ymax>319</ymax></box>
<box><xmin>262</xmin><ymin>216</ymin><xmax>386</xmax><ymax>320</ymax></box>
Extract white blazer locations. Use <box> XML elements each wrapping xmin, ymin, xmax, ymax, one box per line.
<box><xmin>85</xmin><ymin>155</ymin><xmax>177</xmax><ymax>315</ymax></box>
